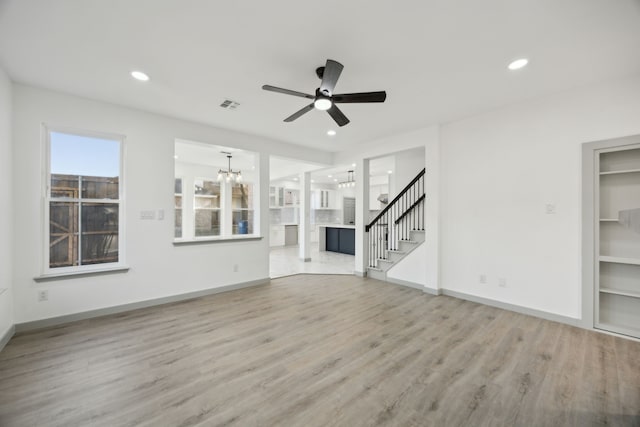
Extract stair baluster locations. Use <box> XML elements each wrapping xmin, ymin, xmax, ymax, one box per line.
<box><xmin>365</xmin><ymin>168</ymin><xmax>426</xmax><ymax>274</ymax></box>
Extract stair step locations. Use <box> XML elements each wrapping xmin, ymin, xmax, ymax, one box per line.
<box><xmin>377</xmin><ymin>258</ymin><xmax>394</xmax><ymax>264</ymax></box>
<box><xmin>367</xmin><ymin>267</ymin><xmax>386</xmax><ymax>281</ymax></box>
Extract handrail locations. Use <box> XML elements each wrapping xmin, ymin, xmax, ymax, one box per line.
<box><xmin>366</xmin><ymin>168</ymin><xmax>425</xmax><ymax>232</ymax></box>
<box><xmin>394</xmin><ymin>194</ymin><xmax>425</xmax><ymax>225</ymax></box>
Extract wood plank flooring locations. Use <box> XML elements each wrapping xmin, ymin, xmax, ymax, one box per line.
<box><xmin>0</xmin><ymin>275</ymin><xmax>639</xmax><ymax>426</ymax></box>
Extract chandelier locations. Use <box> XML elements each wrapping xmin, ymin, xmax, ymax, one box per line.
<box><xmin>217</xmin><ymin>152</ymin><xmax>242</xmax><ymax>183</ymax></box>
<box><xmin>338</xmin><ymin>170</ymin><xmax>355</xmax><ymax>188</ymax></box>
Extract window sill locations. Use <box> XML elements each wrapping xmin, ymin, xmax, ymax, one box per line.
<box><xmin>173</xmin><ymin>235</ymin><xmax>264</xmax><ymax>246</ymax></box>
<box><xmin>34</xmin><ymin>265</ymin><xmax>130</xmax><ymax>282</ymax></box>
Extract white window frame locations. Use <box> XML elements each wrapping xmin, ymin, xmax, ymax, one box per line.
<box><xmin>231</xmin><ymin>181</ymin><xmax>255</xmax><ymax>236</ymax></box>
<box><xmin>174</xmin><ymin>176</ymin><xmax>184</xmax><ymax>239</ymax></box>
<box><xmin>193</xmin><ymin>176</ymin><xmax>222</xmax><ymax>239</ymax></box>
<box><xmin>42</xmin><ymin>125</ymin><xmax>126</xmax><ymax>275</ymax></box>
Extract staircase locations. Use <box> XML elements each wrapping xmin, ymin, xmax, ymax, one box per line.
<box><xmin>366</xmin><ymin>168</ymin><xmax>425</xmax><ymax>281</ymax></box>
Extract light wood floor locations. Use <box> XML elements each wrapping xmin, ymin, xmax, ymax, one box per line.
<box><xmin>1</xmin><ymin>275</ymin><xmax>639</xmax><ymax>427</ymax></box>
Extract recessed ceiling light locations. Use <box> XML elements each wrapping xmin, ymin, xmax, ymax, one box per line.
<box><xmin>387</xmin><ymin>170</ymin><xmax>393</xmax><ymax>174</ymax></box>
<box><xmin>311</xmin><ymin>179</ymin><xmax>315</xmax><ymax>183</ymax></box>
<box><xmin>333</xmin><ymin>178</ymin><xmax>338</xmax><ymax>182</ymax></box>
<box><xmin>327</xmin><ymin>130</ymin><xmax>336</xmax><ymax>136</ymax></box>
<box><xmin>508</xmin><ymin>58</ymin><xmax>529</xmax><ymax>71</ymax></box>
<box><xmin>351</xmin><ymin>163</ymin><xmax>356</xmax><ymax>167</ymax></box>
<box><xmin>131</xmin><ymin>70</ymin><xmax>150</xmax><ymax>81</ymax></box>
<box><xmin>328</xmin><ymin>175</ymin><xmax>332</xmax><ymax>178</ymax></box>
<box><xmin>173</xmin><ymin>155</ymin><xmax>178</xmax><ymax>159</ymax></box>
<box><xmin>293</xmin><ymin>177</ymin><xmax>298</xmax><ymax>181</ymax></box>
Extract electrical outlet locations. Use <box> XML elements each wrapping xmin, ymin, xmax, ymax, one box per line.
<box><xmin>233</xmin><ymin>264</ymin><xmax>239</xmax><ymax>272</ymax></box>
<box><xmin>37</xmin><ymin>290</ymin><xmax>49</xmax><ymax>302</ymax></box>
<box><xmin>479</xmin><ymin>274</ymin><xmax>487</xmax><ymax>284</ymax></box>
<box><xmin>545</xmin><ymin>204</ymin><xmax>556</xmax><ymax>214</ymax></box>
<box><xmin>498</xmin><ymin>278</ymin><xmax>507</xmax><ymax>288</ymax></box>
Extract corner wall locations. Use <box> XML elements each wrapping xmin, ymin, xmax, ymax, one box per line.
<box><xmin>440</xmin><ymin>74</ymin><xmax>640</xmax><ymax>320</ymax></box>
<box><xmin>334</xmin><ymin>126</ymin><xmax>440</xmax><ymax>286</ymax></box>
<box><xmin>0</xmin><ymin>65</ymin><xmax>14</xmax><ymax>345</ymax></box>
<box><xmin>11</xmin><ymin>84</ymin><xmax>332</xmax><ymax>325</ymax></box>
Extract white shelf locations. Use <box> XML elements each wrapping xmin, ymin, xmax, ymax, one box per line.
<box><xmin>599</xmin><ymin>256</ymin><xmax>640</xmax><ymax>266</ymax></box>
<box><xmin>595</xmin><ymin>322</ymin><xmax>640</xmax><ymax>339</ymax></box>
<box><xmin>600</xmin><ymin>168</ymin><xmax>640</xmax><ymax>176</ymax></box>
<box><xmin>600</xmin><ymin>288</ymin><xmax>640</xmax><ymax>299</ymax></box>
<box><xmin>596</xmin><ymin>145</ymin><xmax>640</xmax><ymax>340</ymax></box>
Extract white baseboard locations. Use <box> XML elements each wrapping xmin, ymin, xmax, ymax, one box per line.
<box><xmin>384</xmin><ymin>277</ymin><xmax>441</xmax><ymax>295</ymax></box>
<box><xmin>441</xmin><ymin>289</ymin><xmax>581</xmax><ymax>327</ymax></box>
<box><xmin>15</xmin><ymin>278</ymin><xmax>270</xmax><ymax>332</ymax></box>
<box><xmin>0</xmin><ymin>324</ymin><xmax>15</xmax><ymax>352</ymax></box>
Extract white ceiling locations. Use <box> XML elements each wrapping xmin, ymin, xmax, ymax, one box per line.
<box><xmin>2</xmin><ymin>1</ymin><xmax>640</xmax><ymax>152</ymax></box>
<box><xmin>309</xmin><ymin>156</ymin><xmax>395</xmax><ymax>184</ymax></box>
<box><xmin>175</xmin><ymin>140</ymin><xmax>256</xmax><ymax>170</ymax></box>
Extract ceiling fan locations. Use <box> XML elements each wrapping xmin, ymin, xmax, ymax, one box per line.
<box><xmin>262</xmin><ymin>59</ymin><xmax>386</xmax><ymax>127</ymax></box>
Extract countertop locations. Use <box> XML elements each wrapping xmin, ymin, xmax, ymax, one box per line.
<box><xmin>271</xmin><ymin>223</ymin><xmax>356</xmax><ymax>229</ymax></box>
<box><xmin>316</xmin><ymin>223</ymin><xmax>356</xmax><ymax>229</ymax></box>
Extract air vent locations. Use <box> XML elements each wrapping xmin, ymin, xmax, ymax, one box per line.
<box><xmin>220</xmin><ymin>99</ymin><xmax>240</xmax><ymax>110</ymax></box>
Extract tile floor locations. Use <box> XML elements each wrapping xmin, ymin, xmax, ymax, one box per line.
<box><xmin>269</xmin><ymin>243</ymin><xmax>355</xmax><ymax>278</ymax></box>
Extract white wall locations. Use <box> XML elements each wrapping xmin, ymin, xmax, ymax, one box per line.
<box><xmin>390</xmin><ymin>147</ymin><xmax>425</xmax><ymax>198</ymax></box>
<box><xmin>12</xmin><ymin>84</ymin><xmax>331</xmax><ymax>324</ymax></box>
<box><xmin>440</xmin><ymin>74</ymin><xmax>640</xmax><ymax>319</ymax></box>
<box><xmin>387</xmin><ymin>244</ymin><xmax>427</xmax><ymax>286</ymax></box>
<box><xmin>334</xmin><ymin>126</ymin><xmax>439</xmax><ymax>279</ymax></box>
<box><xmin>0</xmin><ymin>66</ymin><xmax>14</xmax><ymax>339</ymax></box>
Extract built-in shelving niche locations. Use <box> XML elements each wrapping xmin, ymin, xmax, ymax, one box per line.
<box><xmin>596</xmin><ymin>146</ymin><xmax>640</xmax><ymax>338</ymax></box>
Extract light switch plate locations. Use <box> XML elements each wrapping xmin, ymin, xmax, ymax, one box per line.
<box><xmin>140</xmin><ymin>210</ymin><xmax>155</xmax><ymax>220</ymax></box>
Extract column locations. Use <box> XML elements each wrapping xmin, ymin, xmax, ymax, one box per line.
<box><xmin>355</xmin><ymin>158</ymin><xmax>370</xmax><ymax>276</ymax></box>
<box><xmin>298</xmin><ymin>171</ymin><xmax>311</xmax><ymax>261</ymax></box>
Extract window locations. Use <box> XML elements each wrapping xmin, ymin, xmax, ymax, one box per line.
<box><xmin>232</xmin><ymin>183</ymin><xmax>254</xmax><ymax>235</ymax></box>
<box><xmin>194</xmin><ymin>179</ymin><xmax>221</xmax><ymax>237</ymax></box>
<box><xmin>46</xmin><ymin>129</ymin><xmax>123</xmax><ymax>271</ymax></box>
<box><xmin>174</xmin><ymin>141</ymin><xmax>257</xmax><ymax>241</ymax></box>
<box><xmin>174</xmin><ymin>178</ymin><xmax>183</xmax><ymax>238</ymax></box>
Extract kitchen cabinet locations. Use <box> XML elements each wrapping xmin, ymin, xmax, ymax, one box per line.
<box><xmin>271</xmin><ymin>186</ymin><xmax>299</xmax><ymax>207</ymax></box>
<box><xmin>326</xmin><ymin>227</ymin><xmax>340</xmax><ymax>252</ymax></box>
<box><xmin>313</xmin><ymin>189</ymin><xmax>337</xmax><ymax>209</ymax></box>
<box><xmin>325</xmin><ymin>227</ymin><xmax>355</xmax><ymax>255</ymax></box>
<box><xmin>285</xmin><ymin>225</ymin><xmax>298</xmax><ymax>246</ymax></box>
<box><xmin>283</xmin><ymin>189</ymin><xmax>299</xmax><ymax>206</ymax></box>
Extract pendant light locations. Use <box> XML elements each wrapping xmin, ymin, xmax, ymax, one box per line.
<box><xmin>217</xmin><ymin>152</ymin><xmax>242</xmax><ymax>183</ymax></box>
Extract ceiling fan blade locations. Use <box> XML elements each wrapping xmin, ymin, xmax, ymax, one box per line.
<box><xmin>332</xmin><ymin>91</ymin><xmax>387</xmax><ymax>103</ymax></box>
<box><xmin>319</xmin><ymin>59</ymin><xmax>343</xmax><ymax>96</ymax></box>
<box><xmin>262</xmin><ymin>85</ymin><xmax>314</xmax><ymax>99</ymax></box>
<box><xmin>327</xmin><ymin>105</ymin><xmax>350</xmax><ymax>127</ymax></box>
<box><xmin>284</xmin><ymin>103</ymin><xmax>315</xmax><ymax>122</ymax></box>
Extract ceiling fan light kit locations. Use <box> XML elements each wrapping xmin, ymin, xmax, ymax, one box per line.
<box><xmin>262</xmin><ymin>59</ymin><xmax>386</xmax><ymax>127</ymax></box>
